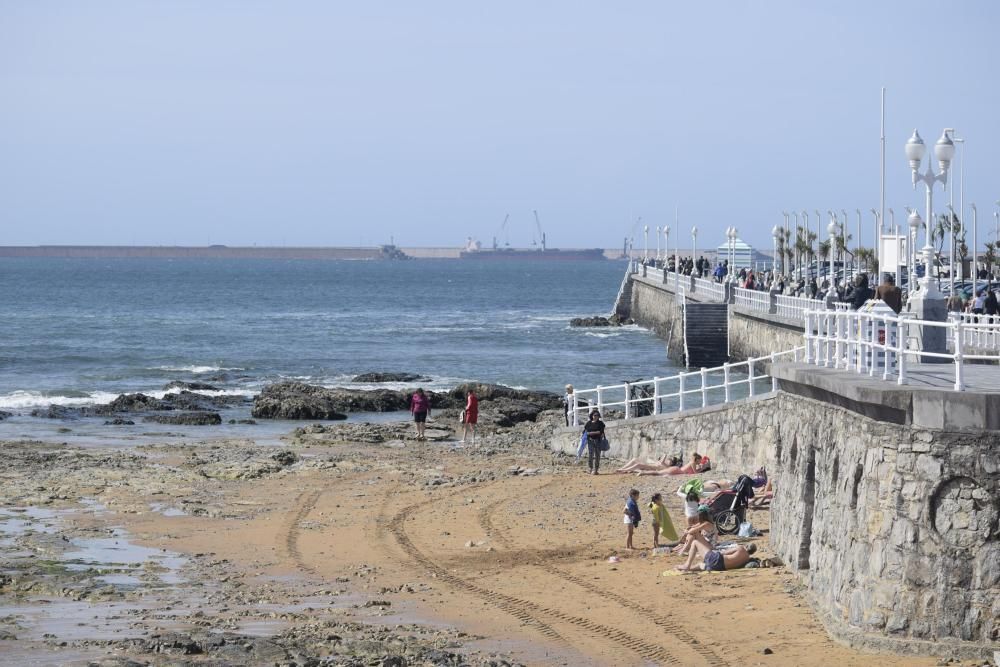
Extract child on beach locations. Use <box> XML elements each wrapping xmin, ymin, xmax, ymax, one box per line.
<box><xmin>624</xmin><ymin>489</ymin><xmax>641</xmax><ymax>549</ymax></box>
<box><xmin>648</xmin><ymin>493</ymin><xmax>678</xmax><ymax>548</ymax></box>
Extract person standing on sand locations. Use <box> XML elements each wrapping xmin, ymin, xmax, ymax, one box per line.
<box><xmin>461</xmin><ymin>389</ymin><xmax>478</xmax><ymax>444</ymax></box>
<box><xmin>648</xmin><ymin>493</ymin><xmax>678</xmax><ymax>548</ymax></box>
<box><xmin>410</xmin><ymin>388</ymin><xmax>430</xmax><ymax>440</ymax></box>
<box><xmin>624</xmin><ymin>489</ymin><xmax>641</xmax><ymax>550</ymax></box>
<box><xmin>584</xmin><ymin>410</ymin><xmax>606</xmax><ymax>475</ymax></box>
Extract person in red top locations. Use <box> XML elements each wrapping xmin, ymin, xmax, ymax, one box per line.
<box><xmin>410</xmin><ymin>388</ymin><xmax>431</xmax><ymax>440</ymax></box>
<box><xmin>461</xmin><ymin>390</ymin><xmax>479</xmax><ymax>444</ymax></box>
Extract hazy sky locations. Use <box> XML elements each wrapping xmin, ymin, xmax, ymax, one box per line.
<box><xmin>3</xmin><ymin>2</ymin><xmax>999</xmax><ymax>250</ymax></box>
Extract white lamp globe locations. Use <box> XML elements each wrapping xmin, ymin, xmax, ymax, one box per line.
<box><xmin>905</xmin><ymin>129</ymin><xmax>925</xmax><ymax>170</ymax></box>
<box><xmin>934</xmin><ymin>130</ymin><xmax>955</xmax><ymax>170</ymax></box>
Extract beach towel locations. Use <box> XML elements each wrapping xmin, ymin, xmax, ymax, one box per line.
<box><xmin>576</xmin><ymin>430</ymin><xmax>588</xmax><ymax>458</ymax></box>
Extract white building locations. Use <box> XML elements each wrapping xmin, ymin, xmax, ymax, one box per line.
<box><xmin>715</xmin><ymin>238</ymin><xmax>767</xmax><ymax>270</ymax></box>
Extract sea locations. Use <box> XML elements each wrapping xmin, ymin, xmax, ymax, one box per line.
<box><xmin>0</xmin><ymin>258</ymin><xmax>675</xmax><ymax>444</ymax></box>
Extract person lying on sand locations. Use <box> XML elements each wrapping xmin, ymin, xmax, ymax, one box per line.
<box><xmin>634</xmin><ymin>452</ymin><xmax>710</xmax><ymax>476</ymax></box>
<box><xmin>677</xmin><ymin>540</ymin><xmax>757</xmax><ymax>572</ymax></box>
<box><xmin>749</xmin><ymin>478</ymin><xmax>774</xmax><ymax>508</ymax></box>
<box><xmin>613</xmin><ymin>453</ymin><xmax>681</xmax><ymax>474</ymax></box>
<box><xmin>702</xmin><ymin>467</ymin><xmax>766</xmax><ymax>492</ymax></box>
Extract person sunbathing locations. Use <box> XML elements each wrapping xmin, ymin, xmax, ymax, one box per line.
<box><xmin>613</xmin><ymin>453</ymin><xmax>681</xmax><ymax>474</ymax></box>
<box><xmin>749</xmin><ymin>478</ymin><xmax>774</xmax><ymax>508</ymax></box>
<box><xmin>677</xmin><ymin>540</ymin><xmax>757</xmax><ymax>572</ymax></box>
<box><xmin>702</xmin><ymin>467</ymin><xmax>766</xmax><ymax>492</ymax></box>
<box><xmin>635</xmin><ymin>452</ymin><xmax>710</xmax><ymax>476</ymax></box>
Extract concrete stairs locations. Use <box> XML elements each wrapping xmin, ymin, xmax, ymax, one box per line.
<box><xmin>684</xmin><ymin>302</ymin><xmax>729</xmax><ymax>368</ymax></box>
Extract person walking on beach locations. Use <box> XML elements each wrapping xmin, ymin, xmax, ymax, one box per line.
<box><xmin>584</xmin><ymin>410</ymin><xmax>606</xmax><ymax>475</ymax></box>
<box><xmin>461</xmin><ymin>389</ymin><xmax>478</xmax><ymax>444</ymax></box>
<box><xmin>649</xmin><ymin>493</ymin><xmax>678</xmax><ymax>548</ymax></box>
<box><xmin>410</xmin><ymin>388</ymin><xmax>430</xmax><ymax>440</ymax></box>
<box><xmin>624</xmin><ymin>489</ymin><xmax>641</xmax><ymax>550</ymax></box>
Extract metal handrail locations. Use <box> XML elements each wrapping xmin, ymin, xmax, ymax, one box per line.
<box><xmin>569</xmin><ymin>346</ymin><xmax>805</xmax><ymax>426</ymax></box>
<box><xmin>776</xmin><ymin>294</ymin><xmax>826</xmax><ymax>320</ymax></box>
<box><xmin>733</xmin><ymin>286</ymin><xmax>770</xmax><ymax>312</ymax></box>
<box><xmin>804</xmin><ymin>308</ymin><xmax>1000</xmax><ymax>391</ymax></box>
<box><xmin>692</xmin><ymin>275</ymin><xmax>726</xmax><ymax>301</ymax></box>
<box><xmin>948</xmin><ymin>312</ymin><xmax>1000</xmax><ymax>350</ymax></box>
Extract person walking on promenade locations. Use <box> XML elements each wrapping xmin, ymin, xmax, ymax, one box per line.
<box><xmin>563</xmin><ymin>384</ymin><xmax>575</xmax><ymax>427</ymax></box>
<box><xmin>410</xmin><ymin>388</ymin><xmax>431</xmax><ymax>440</ymax></box>
<box><xmin>875</xmin><ymin>274</ymin><xmax>903</xmax><ymax>314</ymax></box>
<box><xmin>461</xmin><ymin>389</ymin><xmax>478</xmax><ymax>444</ymax></box>
<box><xmin>985</xmin><ymin>289</ymin><xmax>999</xmax><ymax>316</ymax></box>
<box><xmin>624</xmin><ymin>489</ymin><xmax>641</xmax><ymax>550</ymax></box>
<box><xmin>584</xmin><ymin>410</ymin><xmax>606</xmax><ymax>475</ymax></box>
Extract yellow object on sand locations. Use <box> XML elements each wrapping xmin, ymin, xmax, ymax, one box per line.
<box><xmin>661</xmin><ymin>569</ymin><xmax>685</xmax><ymax>577</ymax></box>
<box><xmin>649</xmin><ymin>502</ymin><xmax>678</xmax><ymax>542</ymax></box>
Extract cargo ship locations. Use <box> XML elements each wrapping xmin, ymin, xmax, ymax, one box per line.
<box><xmin>459</xmin><ymin>211</ymin><xmax>606</xmax><ymax>261</ymax></box>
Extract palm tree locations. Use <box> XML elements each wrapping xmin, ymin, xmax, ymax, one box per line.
<box><xmin>856</xmin><ymin>247</ymin><xmax>879</xmax><ymax>277</ymax></box>
<box><xmin>775</xmin><ymin>228</ymin><xmax>790</xmax><ymax>275</ymax></box>
<box><xmin>984</xmin><ymin>242</ymin><xmax>997</xmax><ymax>278</ymax></box>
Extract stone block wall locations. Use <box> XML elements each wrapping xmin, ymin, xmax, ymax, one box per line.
<box><xmin>627</xmin><ymin>275</ymin><xmax>687</xmax><ymax>364</ymax></box>
<box><xmin>551</xmin><ymin>393</ymin><xmax>1000</xmax><ymax>659</ymax></box>
<box><xmin>729</xmin><ymin>307</ymin><xmax>806</xmax><ymax>361</ymax></box>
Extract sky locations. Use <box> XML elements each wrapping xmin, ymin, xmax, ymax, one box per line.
<box><xmin>2</xmin><ymin>1</ymin><xmax>999</xmax><ymax>251</ymax></box>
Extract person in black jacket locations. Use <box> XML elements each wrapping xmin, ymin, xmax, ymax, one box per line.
<box><xmin>851</xmin><ymin>273</ymin><xmax>873</xmax><ymax>310</ymax></box>
<box><xmin>584</xmin><ymin>410</ymin><xmax>606</xmax><ymax>475</ymax></box>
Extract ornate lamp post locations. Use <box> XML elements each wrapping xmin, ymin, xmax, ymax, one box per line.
<box><xmin>643</xmin><ymin>225</ymin><xmax>649</xmax><ymax>262</ymax></box>
<box><xmin>826</xmin><ymin>218</ymin><xmax>839</xmax><ymax>305</ymax></box>
<box><xmin>691</xmin><ymin>226</ymin><xmax>698</xmax><ymax>274</ymax></box>
<box><xmin>655</xmin><ymin>225</ymin><xmax>661</xmax><ymax>263</ymax></box>
<box><xmin>906</xmin><ymin>129</ymin><xmax>955</xmax><ymax>297</ymax></box>
<box><xmin>772</xmin><ymin>225</ymin><xmax>780</xmax><ymax>274</ymax></box>
<box><xmin>908</xmin><ymin>209</ymin><xmax>922</xmax><ymax>295</ymax></box>
<box><xmin>663</xmin><ymin>226</ymin><xmax>670</xmax><ymax>270</ymax></box>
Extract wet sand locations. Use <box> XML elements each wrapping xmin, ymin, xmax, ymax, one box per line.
<box><xmin>0</xmin><ymin>414</ymin><xmax>960</xmax><ymax>666</ymax></box>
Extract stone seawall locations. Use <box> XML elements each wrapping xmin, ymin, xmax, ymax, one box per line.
<box><xmin>729</xmin><ymin>306</ymin><xmax>805</xmax><ymax>361</ymax></box>
<box><xmin>627</xmin><ymin>274</ymin><xmax>687</xmax><ymax>364</ymax></box>
<box><xmin>551</xmin><ymin>392</ymin><xmax>1000</xmax><ymax>659</ymax></box>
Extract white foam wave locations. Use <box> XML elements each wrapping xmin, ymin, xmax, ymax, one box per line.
<box><xmin>0</xmin><ymin>390</ymin><xmax>121</xmax><ymax>410</ymax></box>
<box><xmin>584</xmin><ymin>332</ymin><xmax>622</xmax><ymax>338</ymax></box>
<box><xmin>153</xmin><ymin>365</ymin><xmax>245</xmax><ymax>374</ymax></box>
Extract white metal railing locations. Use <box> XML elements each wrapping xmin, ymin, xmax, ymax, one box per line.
<box><xmin>692</xmin><ymin>275</ymin><xmax>726</xmax><ymax>301</ymax></box>
<box><xmin>733</xmin><ymin>286</ymin><xmax>770</xmax><ymax>312</ymax></box>
<box><xmin>949</xmin><ymin>312</ymin><xmax>1000</xmax><ymax>350</ymax></box>
<box><xmin>569</xmin><ymin>347</ymin><xmax>806</xmax><ymax>426</ymax></box>
<box><xmin>776</xmin><ymin>294</ymin><xmax>826</xmax><ymax>320</ymax></box>
<box><xmin>804</xmin><ymin>308</ymin><xmax>1000</xmax><ymax>390</ymax></box>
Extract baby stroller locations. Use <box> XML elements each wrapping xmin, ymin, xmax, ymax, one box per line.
<box><xmin>705</xmin><ymin>474</ymin><xmax>756</xmax><ymax>535</ymax></box>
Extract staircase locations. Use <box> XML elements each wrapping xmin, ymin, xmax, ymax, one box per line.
<box><xmin>684</xmin><ymin>302</ymin><xmax>729</xmax><ymax>367</ymax></box>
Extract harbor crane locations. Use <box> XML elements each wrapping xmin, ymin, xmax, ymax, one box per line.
<box><xmin>533</xmin><ymin>210</ymin><xmax>547</xmax><ymax>251</ymax></box>
<box><xmin>492</xmin><ymin>213</ymin><xmax>510</xmax><ymax>250</ymax></box>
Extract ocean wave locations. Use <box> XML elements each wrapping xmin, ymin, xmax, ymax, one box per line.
<box><xmin>153</xmin><ymin>365</ymin><xmax>245</xmax><ymax>374</ymax></box>
<box><xmin>584</xmin><ymin>332</ymin><xmax>622</xmax><ymax>338</ymax></box>
<box><xmin>0</xmin><ymin>390</ymin><xmax>122</xmax><ymax>410</ymax></box>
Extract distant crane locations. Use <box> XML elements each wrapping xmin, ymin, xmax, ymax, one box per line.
<box><xmin>492</xmin><ymin>213</ymin><xmax>510</xmax><ymax>250</ymax></box>
<box><xmin>533</xmin><ymin>210</ymin><xmax>547</xmax><ymax>251</ymax></box>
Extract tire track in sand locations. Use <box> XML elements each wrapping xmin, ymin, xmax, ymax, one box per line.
<box><xmin>478</xmin><ymin>481</ymin><xmax>730</xmax><ymax>667</ymax></box>
<box><xmin>284</xmin><ymin>488</ymin><xmax>324</xmax><ymax>576</ymax></box>
<box><xmin>389</xmin><ymin>486</ymin><xmax>686</xmax><ymax>665</ymax></box>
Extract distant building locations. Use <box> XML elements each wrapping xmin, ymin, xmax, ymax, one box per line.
<box><xmin>715</xmin><ymin>238</ymin><xmax>773</xmax><ymax>270</ymax></box>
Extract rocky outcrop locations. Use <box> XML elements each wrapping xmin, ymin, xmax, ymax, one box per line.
<box><xmin>0</xmin><ymin>410</ymin><xmax>11</xmax><ymax>421</ymax></box>
<box><xmin>163</xmin><ymin>381</ymin><xmax>221</xmax><ymax>392</ymax></box>
<box><xmin>96</xmin><ymin>393</ymin><xmax>167</xmax><ymax>414</ymax></box>
<box><xmin>144</xmin><ymin>412</ymin><xmax>223</xmax><ymax>426</ymax></box>
<box><xmin>569</xmin><ymin>314</ymin><xmax>633</xmax><ymax>327</ymax></box>
<box><xmin>351</xmin><ymin>372</ymin><xmax>427</xmax><ymax>383</ymax></box>
<box><xmin>251</xmin><ymin>383</ymin><xmax>349</xmax><ymax>420</ymax></box>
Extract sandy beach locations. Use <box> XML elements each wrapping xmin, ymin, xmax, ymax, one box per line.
<box><xmin>1</xmin><ymin>410</ymin><xmax>971</xmax><ymax>666</ymax></box>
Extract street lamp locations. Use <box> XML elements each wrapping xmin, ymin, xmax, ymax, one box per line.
<box><xmin>691</xmin><ymin>226</ymin><xmax>698</xmax><ymax>274</ymax></box>
<box><xmin>655</xmin><ymin>225</ymin><xmax>661</xmax><ymax>263</ymax></box>
<box><xmin>827</xmin><ymin>218</ymin><xmax>839</xmax><ymax>299</ymax></box>
<box><xmin>663</xmin><ymin>226</ymin><xmax>670</xmax><ymax>270</ymax></box>
<box><xmin>771</xmin><ymin>225</ymin><xmax>781</xmax><ymax>274</ymax></box>
<box><xmin>971</xmin><ymin>204</ymin><xmax>977</xmax><ymax>282</ymax></box>
<box><xmin>907</xmin><ymin>129</ymin><xmax>954</xmax><ymax>296</ymax></box>
<box><xmin>908</xmin><ymin>209</ymin><xmax>922</xmax><ymax>295</ymax></box>
<box><xmin>643</xmin><ymin>225</ymin><xmax>649</xmax><ymax>262</ymax></box>
<box><xmin>791</xmin><ymin>211</ymin><xmax>800</xmax><ymax>280</ymax></box>
<box><xmin>781</xmin><ymin>212</ymin><xmax>790</xmax><ymax>275</ymax></box>
<box><xmin>801</xmin><ymin>211</ymin><xmax>810</xmax><ymax>278</ymax></box>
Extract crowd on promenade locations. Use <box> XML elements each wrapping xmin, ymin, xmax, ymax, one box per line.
<box><xmin>642</xmin><ymin>255</ymin><xmax>1000</xmax><ymax>317</ymax></box>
